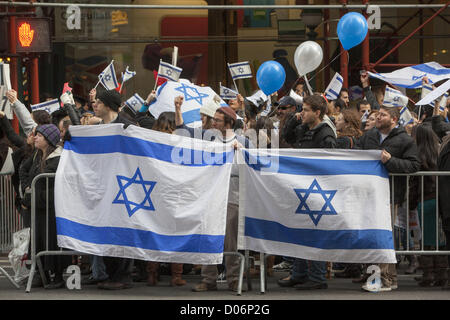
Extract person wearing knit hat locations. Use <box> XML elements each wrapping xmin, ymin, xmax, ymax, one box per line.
<box><xmin>199</xmin><ymin>96</ymin><xmax>221</xmax><ymax>129</ymax></box>
<box><xmin>93</xmin><ymin>89</ymin><xmax>128</xmax><ymax>125</ymax></box>
<box><xmin>35</xmin><ymin>124</ymin><xmax>61</xmax><ymax>147</ymax></box>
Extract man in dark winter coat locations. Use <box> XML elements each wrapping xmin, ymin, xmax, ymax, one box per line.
<box><xmin>356</xmin><ymin>105</ymin><xmax>420</xmax><ymax>292</ymax></box>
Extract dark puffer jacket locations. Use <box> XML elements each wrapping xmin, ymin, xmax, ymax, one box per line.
<box><xmin>356</xmin><ymin>126</ymin><xmax>421</xmax><ymax>204</ymax></box>
<box><xmin>284</xmin><ymin>118</ymin><xmax>337</xmax><ymax>149</ymax></box>
<box><xmin>438</xmin><ymin>136</ymin><xmax>450</xmax><ymax>225</ymax></box>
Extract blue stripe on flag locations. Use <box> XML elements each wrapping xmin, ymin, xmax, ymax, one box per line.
<box><xmin>245</xmin><ymin>217</ymin><xmax>394</xmax><ymax>250</ymax></box>
<box><xmin>327</xmin><ymin>88</ymin><xmax>339</xmax><ymax>98</ymax></box>
<box><xmin>412</xmin><ymin>64</ymin><xmax>450</xmax><ymax>76</ymax></box>
<box><xmin>64</xmin><ymin>135</ymin><xmax>234</xmax><ymax>166</ymax></box>
<box><xmin>242</xmin><ymin>150</ymin><xmax>389</xmax><ymax>178</ymax></box>
<box><xmin>182</xmin><ymin>108</ymin><xmax>201</xmax><ymax>124</ymax></box>
<box><xmin>229</xmin><ymin>62</ymin><xmax>250</xmax><ymax>68</ymax></box>
<box><xmin>56</xmin><ymin>217</ymin><xmax>225</xmax><ymax>254</ymax></box>
<box><xmin>31</xmin><ymin>99</ymin><xmax>59</xmax><ymax>110</ymax></box>
<box><xmin>336</xmin><ymin>76</ymin><xmax>343</xmax><ymax>83</ymax></box>
<box><xmin>232</xmin><ymin>73</ymin><xmax>253</xmax><ymax>80</ymax></box>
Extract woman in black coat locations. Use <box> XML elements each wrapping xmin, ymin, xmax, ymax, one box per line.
<box><xmin>20</xmin><ymin>124</ymin><xmax>70</xmax><ymax>289</ymax></box>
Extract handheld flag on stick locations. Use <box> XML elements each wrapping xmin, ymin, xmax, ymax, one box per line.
<box><xmin>156</xmin><ymin>60</ymin><xmax>182</xmax><ymax>83</ymax></box>
<box><xmin>120</xmin><ymin>66</ymin><xmax>136</xmax><ymax>93</ymax></box>
<box><xmin>228</xmin><ymin>61</ymin><xmax>253</xmax><ymax>93</ymax></box>
<box><xmin>361</xmin><ymin>109</ymin><xmax>369</xmax><ymax>122</ymax></box>
<box><xmin>399</xmin><ymin>106</ymin><xmax>414</xmax><ymax>127</ymax></box>
<box><xmin>383</xmin><ymin>87</ymin><xmax>409</xmax><ymax>108</ymax></box>
<box><xmin>219</xmin><ymin>83</ymin><xmax>238</xmax><ymax>100</ymax></box>
<box><xmin>31</xmin><ymin>99</ymin><xmax>60</xmax><ymax>114</ymax></box>
<box><xmin>96</xmin><ymin>60</ymin><xmax>119</xmax><ymax>91</ymax></box>
<box><xmin>125</xmin><ymin>93</ymin><xmax>146</xmax><ymax>114</ymax></box>
<box><xmin>324</xmin><ymin>73</ymin><xmax>344</xmax><ymax>101</ymax></box>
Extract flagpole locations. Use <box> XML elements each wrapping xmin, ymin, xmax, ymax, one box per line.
<box><xmin>227</xmin><ymin>63</ymin><xmax>240</xmax><ymax>95</ymax></box>
<box><xmin>153</xmin><ymin>60</ymin><xmax>161</xmax><ymax>91</ymax></box>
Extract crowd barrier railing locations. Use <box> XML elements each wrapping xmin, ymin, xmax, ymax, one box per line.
<box><xmin>24</xmin><ymin>171</ymin><xmax>450</xmax><ymax>294</ymax></box>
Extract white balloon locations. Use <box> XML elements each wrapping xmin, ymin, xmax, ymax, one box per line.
<box><xmin>294</xmin><ymin>41</ymin><xmax>323</xmax><ymax>77</ymax></box>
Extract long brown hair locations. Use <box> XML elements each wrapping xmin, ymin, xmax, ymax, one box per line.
<box><xmin>337</xmin><ymin>109</ymin><xmax>363</xmax><ymax>138</ymax></box>
<box><xmin>152</xmin><ymin>112</ymin><xmax>176</xmax><ymax>134</ymax></box>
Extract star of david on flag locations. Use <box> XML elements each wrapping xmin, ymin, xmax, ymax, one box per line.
<box><xmin>31</xmin><ymin>99</ymin><xmax>60</xmax><ymax>114</ymax></box>
<box><xmin>220</xmin><ymin>83</ymin><xmax>238</xmax><ymax>100</ymax></box>
<box><xmin>294</xmin><ymin>179</ymin><xmax>337</xmax><ymax>226</ymax></box>
<box><xmin>125</xmin><ymin>93</ymin><xmax>146</xmax><ymax>114</ymax></box>
<box><xmin>383</xmin><ymin>87</ymin><xmax>409</xmax><ymax>108</ymax></box>
<box><xmin>149</xmin><ymin>79</ymin><xmax>228</xmax><ymax>128</ymax></box>
<box><xmin>228</xmin><ymin>61</ymin><xmax>253</xmax><ymax>80</ymax></box>
<box><xmin>399</xmin><ymin>106</ymin><xmax>414</xmax><ymax>127</ymax></box>
<box><xmin>98</xmin><ymin>60</ymin><xmax>119</xmax><ymax>90</ymax></box>
<box><xmin>157</xmin><ymin>60</ymin><xmax>183</xmax><ymax>82</ymax></box>
<box><xmin>112</xmin><ymin>167</ymin><xmax>157</xmax><ymax>217</ymax></box>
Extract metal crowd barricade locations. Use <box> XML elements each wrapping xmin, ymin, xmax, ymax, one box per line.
<box><xmin>25</xmin><ymin>173</ymin><xmax>84</xmax><ymax>293</ymax></box>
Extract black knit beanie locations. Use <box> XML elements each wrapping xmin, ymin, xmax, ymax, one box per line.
<box><xmin>97</xmin><ymin>90</ymin><xmax>121</xmax><ymax>112</ymax></box>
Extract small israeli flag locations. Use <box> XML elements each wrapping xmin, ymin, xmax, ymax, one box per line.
<box><xmin>125</xmin><ymin>93</ymin><xmax>145</xmax><ymax>114</ymax></box>
<box><xmin>361</xmin><ymin>109</ymin><xmax>369</xmax><ymax>122</ymax></box>
<box><xmin>228</xmin><ymin>61</ymin><xmax>253</xmax><ymax>80</ymax></box>
<box><xmin>399</xmin><ymin>106</ymin><xmax>414</xmax><ymax>126</ymax></box>
<box><xmin>121</xmin><ymin>66</ymin><xmax>136</xmax><ymax>85</ymax></box>
<box><xmin>246</xmin><ymin>90</ymin><xmax>268</xmax><ymax>107</ymax></box>
<box><xmin>421</xmin><ymin>84</ymin><xmax>436</xmax><ymax>107</ymax></box>
<box><xmin>157</xmin><ymin>60</ymin><xmax>183</xmax><ymax>82</ymax></box>
<box><xmin>439</xmin><ymin>92</ymin><xmax>448</xmax><ymax>112</ymax></box>
<box><xmin>219</xmin><ymin>83</ymin><xmax>238</xmax><ymax>100</ymax></box>
<box><xmin>99</xmin><ymin>61</ymin><xmax>119</xmax><ymax>90</ymax></box>
<box><xmin>31</xmin><ymin>99</ymin><xmax>60</xmax><ymax>114</ymax></box>
<box><xmin>383</xmin><ymin>87</ymin><xmax>409</xmax><ymax>108</ymax></box>
<box><xmin>324</xmin><ymin>73</ymin><xmax>344</xmax><ymax>101</ymax></box>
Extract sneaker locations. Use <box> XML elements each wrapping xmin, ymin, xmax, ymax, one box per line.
<box><xmin>391</xmin><ymin>283</ymin><xmax>398</xmax><ymax>290</ymax></box>
<box><xmin>216</xmin><ymin>272</ymin><xmax>226</xmax><ymax>283</ymax></box>
<box><xmin>192</xmin><ymin>282</ymin><xmax>218</xmax><ymax>292</ymax></box>
<box><xmin>273</xmin><ymin>261</ymin><xmax>292</xmax><ymax>271</ymax></box>
<box><xmin>361</xmin><ymin>283</ymin><xmax>391</xmax><ymax>292</ymax></box>
<box><xmin>294</xmin><ymin>280</ymin><xmax>328</xmax><ymax>290</ymax></box>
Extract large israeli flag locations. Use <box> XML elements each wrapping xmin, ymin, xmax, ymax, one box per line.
<box><xmin>55</xmin><ymin>124</ymin><xmax>234</xmax><ymax>264</ymax></box>
<box><xmin>237</xmin><ymin>148</ymin><xmax>396</xmax><ymax>263</ymax></box>
<box><xmin>368</xmin><ymin>62</ymin><xmax>450</xmax><ymax>89</ymax></box>
<box><xmin>149</xmin><ymin>79</ymin><xmax>227</xmax><ymax>128</ymax></box>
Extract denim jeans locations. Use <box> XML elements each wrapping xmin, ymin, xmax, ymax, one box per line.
<box><xmin>291</xmin><ymin>258</ymin><xmax>327</xmax><ymax>283</ymax></box>
<box><xmin>90</xmin><ymin>255</ymin><xmax>108</xmax><ymax>281</ymax></box>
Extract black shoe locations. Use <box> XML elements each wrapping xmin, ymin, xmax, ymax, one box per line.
<box><xmin>277</xmin><ymin>276</ymin><xmax>307</xmax><ymax>287</ymax></box>
<box><xmin>81</xmin><ymin>276</ymin><xmax>108</xmax><ymax>285</ymax></box>
<box><xmin>294</xmin><ymin>280</ymin><xmax>328</xmax><ymax>290</ymax></box>
<box><xmin>45</xmin><ymin>280</ymin><xmax>65</xmax><ymax>290</ymax></box>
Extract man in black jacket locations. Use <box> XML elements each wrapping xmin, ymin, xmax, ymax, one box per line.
<box><xmin>357</xmin><ymin>105</ymin><xmax>420</xmax><ymax>292</ymax></box>
<box><xmin>438</xmin><ymin>135</ymin><xmax>450</xmax><ymax>290</ymax></box>
<box><xmin>278</xmin><ymin>94</ymin><xmax>336</xmax><ymax>290</ymax></box>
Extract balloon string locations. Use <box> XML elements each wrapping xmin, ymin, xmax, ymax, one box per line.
<box><xmin>308</xmin><ymin>50</ymin><xmax>345</xmax><ymax>82</ymax></box>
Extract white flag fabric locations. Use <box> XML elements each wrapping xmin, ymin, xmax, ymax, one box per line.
<box><xmin>368</xmin><ymin>62</ymin><xmax>450</xmax><ymax>89</ymax></box>
<box><xmin>0</xmin><ymin>63</ymin><xmax>12</xmax><ymax>90</ymax></box>
<box><xmin>421</xmin><ymin>84</ymin><xmax>436</xmax><ymax>107</ymax></box>
<box><xmin>289</xmin><ymin>89</ymin><xmax>303</xmax><ymax>105</ymax></box>
<box><xmin>416</xmin><ymin>78</ymin><xmax>450</xmax><ymax>106</ymax></box>
<box><xmin>383</xmin><ymin>87</ymin><xmax>409</xmax><ymax>108</ymax></box>
<box><xmin>439</xmin><ymin>92</ymin><xmax>449</xmax><ymax>112</ymax></box>
<box><xmin>125</xmin><ymin>93</ymin><xmax>145</xmax><ymax>114</ymax></box>
<box><xmin>220</xmin><ymin>84</ymin><xmax>238</xmax><ymax>100</ymax></box>
<box><xmin>399</xmin><ymin>106</ymin><xmax>414</xmax><ymax>127</ymax></box>
<box><xmin>98</xmin><ymin>61</ymin><xmax>119</xmax><ymax>90</ymax></box>
<box><xmin>149</xmin><ymin>79</ymin><xmax>227</xmax><ymax>128</ymax></box>
<box><xmin>228</xmin><ymin>61</ymin><xmax>253</xmax><ymax>80</ymax></box>
<box><xmin>361</xmin><ymin>109</ymin><xmax>369</xmax><ymax>122</ymax></box>
<box><xmin>55</xmin><ymin>124</ymin><xmax>235</xmax><ymax>265</ymax></box>
<box><xmin>121</xmin><ymin>66</ymin><xmax>136</xmax><ymax>85</ymax></box>
<box><xmin>246</xmin><ymin>90</ymin><xmax>268</xmax><ymax>107</ymax></box>
<box><xmin>157</xmin><ymin>60</ymin><xmax>183</xmax><ymax>82</ymax></box>
<box><xmin>31</xmin><ymin>99</ymin><xmax>60</xmax><ymax>114</ymax></box>
<box><xmin>324</xmin><ymin>73</ymin><xmax>344</xmax><ymax>101</ymax></box>
<box><xmin>237</xmin><ymin>148</ymin><xmax>396</xmax><ymax>263</ymax></box>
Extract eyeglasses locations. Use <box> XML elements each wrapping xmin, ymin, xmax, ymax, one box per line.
<box><xmin>212</xmin><ymin>118</ymin><xmax>224</xmax><ymax>123</ymax></box>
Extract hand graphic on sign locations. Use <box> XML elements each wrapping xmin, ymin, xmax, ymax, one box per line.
<box><xmin>18</xmin><ymin>23</ymin><xmax>34</xmax><ymax>47</ymax></box>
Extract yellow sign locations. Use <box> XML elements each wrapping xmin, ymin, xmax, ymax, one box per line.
<box><xmin>111</xmin><ymin>10</ymin><xmax>128</xmax><ymax>27</ymax></box>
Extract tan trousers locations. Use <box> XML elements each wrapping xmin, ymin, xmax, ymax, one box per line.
<box><xmin>378</xmin><ymin>204</ymin><xmax>399</xmax><ymax>287</ymax></box>
<box><xmin>201</xmin><ymin>203</ymin><xmax>240</xmax><ymax>286</ymax></box>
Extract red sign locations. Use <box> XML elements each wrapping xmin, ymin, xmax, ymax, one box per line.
<box><xmin>18</xmin><ymin>22</ymin><xmax>34</xmax><ymax>47</ymax></box>
<box><xmin>15</xmin><ymin>18</ymin><xmax>51</xmax><ymax>53</ymax></box>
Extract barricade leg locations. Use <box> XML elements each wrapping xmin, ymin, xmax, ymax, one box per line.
<box><xmin>223</xmin><ymin>251</ymin><xmax>245</xmax><ymax>296</ymax></box>
<box><xmin>25</xmin><ymin>262</ymin><xmax>37</xmax><ymax>293</ymax></box>
<box><xmin>0</xmin><ymin>266</ymin><xmax>20</xmax><ymax>289</ymax></box>
<box><xmin>244</xmin><ymin>250</ymin><xmax>252</xmax><ymax>291</ymax></box>
<box><xmin>260</xmin><ymin>252</ymin><xmax>265</xmax><ymax>294</ymax></box>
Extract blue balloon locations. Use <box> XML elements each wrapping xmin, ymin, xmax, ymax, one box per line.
<box><xmin>256</xmin><ymin>61</ymin><xmax>286</xmax><ymax>95</ymax></box>
<box><xmin>337</xmin><ymin>12</ymin><xmax>368</xmax><ymax>50</ymax></box>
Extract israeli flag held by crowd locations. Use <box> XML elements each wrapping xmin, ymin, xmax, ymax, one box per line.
<box><xmin>125</xmin><ymin>93</ymin><xmax>145</xmax><ymax>114</ymax></box>
<box><xmin>157</xmin><ymin>60</ymin><xmax>183</xmax><ymax>82</ymax></box>
<box><xmin>31</xmin><ymin>99</ymin><xmax>60</xmax><ymax>114</ymax></box>
<box><xmin>98</xmin><ymin>60</ymin><xmax>119</xmax><ymax>90</ymax></box>
<box><xmin>220</xmin><ymin>83</ymin><xmax>238</xmax><ymax>100</ymax></box>
<box><xmin>228</xmin><ymin>61</ymin><xmax>253</xmax><ymax>80</ymax></box>
<box><xmin>149</xmin><ymin>79</ymin><xmax>227</xmax><ymax>128</ymax></box>
<box><xmin>416</xmin><ymin>78</ymin><xmax>450</xmax><ymax>106</ymax></box>
<box><xmin>440</xmin><ymin>92</ymin><xmax>449</xmax><ymax>112</ymax></box>
<box><xmin>55</xmin><ymin>124</ymin><xmax>235</xmax><ymax>264</ymax></box>
<box><xmin>368</xmin><ymin>62</ymin><xmax>450</xmax><ymax>89</ymax></box>
<box><xmin>421</xmin><ymin>84</ymin><xmax>436</xmax><ymax>107</ymax></box>
<box><xmin>324</xmin><ymin>73</ymin><xmax>344</xmax><ymax>101</ymax></box>
<box><xmin>237</xmin><ymin>148</ymin><xmax>396</xmax><ymax>263</ymax></box>
<box><xmin>383</xmin><ymin>87</ymin><xmax>409</xmax><ymax>108</ymax></box>
<box><xmin>399</xmin><ymin>106</ymin><xmax>414</xmax><ymax>126</ymax></box>
<box><xmin>121</xmin><ymin>66</ymin><xmax>136</xmax><ymax>84</ymax></box>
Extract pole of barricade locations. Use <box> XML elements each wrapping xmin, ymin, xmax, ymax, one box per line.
<box><xmin>435</xmin><ymin>175</ymin><xmax>439</xmax><ymax>250</ymax></box>
<box><xmin>421</xmin><ymin>176</ymin><xmax>424</xmax><ymax>251</ymax></box>
<box><xmin>406</xmin><ymin>176</ymin><xmax>410</xmax><ymax>251</ymax></box>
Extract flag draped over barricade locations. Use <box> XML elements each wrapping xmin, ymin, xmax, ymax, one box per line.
<box><xmin>149</xmin><ymin>79</ymin><xmax>227</xmax><ymax>128</ymax></box>
<box><xmin>368</xmin><ymin>62</ymin><xmax>450</xmax><ymax>89</ymax></box>
<box><xmin>237</xmin><ymin>148</ymin><xmax>396</xmax><ymax>264</ymax></box>
<box><xmin>55</xmin><ymin>124</ymin><xmax>235</xmax><ymax>264</ymax></box>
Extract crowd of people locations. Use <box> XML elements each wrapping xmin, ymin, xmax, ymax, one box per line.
<box><xmin>1</xmin><ymin>68</ymin><xmax>449</xmax><ymax>293</ymax></box>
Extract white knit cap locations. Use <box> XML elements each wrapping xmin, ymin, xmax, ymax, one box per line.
<box><xmin>200</xmin><ymin>95</ymin><xmax>221</xmax><ymax>118</ymax></box>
